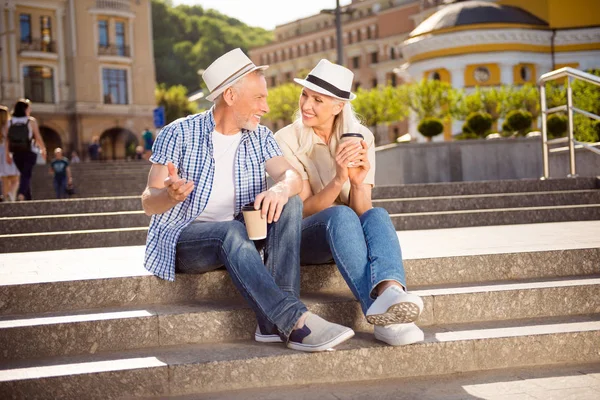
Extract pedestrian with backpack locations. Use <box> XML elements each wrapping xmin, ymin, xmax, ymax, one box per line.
<box><xmin>7</xmin><ymin>99</ymin><xmax>46</xmax><ymax>201</ymax></box>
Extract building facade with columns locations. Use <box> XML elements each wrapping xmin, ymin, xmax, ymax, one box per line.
<box><xmin>402</xmin><ymin>0</ymin><xmax>600</xmax><ymax>141</ymax></box>
<box><xmin>249</xmin><ymin>0</ymin><xmax>427</xmax><ymax>145</ymax></box>
<box><xmin>0</xmin><ymin>0</ymin><xmax>156</xmax><ymax>160</ymax></box>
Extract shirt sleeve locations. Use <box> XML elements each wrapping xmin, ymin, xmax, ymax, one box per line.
<box><xmin>149</xmin><ymin>122</ymin><xmax>183</xmax><ymax>167</ymax></box>
<box><xmin>262</xmin><ymin>129</ymin><xmax>284</xmax><ymax>162</ymax></box>
<box><xmin>275</xmin><ymin>133</ymin><xmax>309</xmax><ymax>180</ymax></box>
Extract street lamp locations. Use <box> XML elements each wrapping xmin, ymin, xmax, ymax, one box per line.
<box><xmin>321</xmin><ymin>0</ymin><xmax>354</xmax><ymax>65</ymax></box>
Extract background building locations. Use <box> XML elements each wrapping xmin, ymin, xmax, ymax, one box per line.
<box><xmin>249</xmin><ymin>0</ymin><xmax>421</xmax><ymax>145</ymax></box>
<box><xmin>402</xmin><ymin>0</ymin><xmax>600</xmax><ymax>140</ymax></box>
<box><xmin>250</xmin><ymin>0</ymin><xmax>600</xmax><ymax>144</ymax></box>
<box><xmin>0</xmin><ymin>0</ymin><xmax>156</xmax><ymax>160</ymax></box>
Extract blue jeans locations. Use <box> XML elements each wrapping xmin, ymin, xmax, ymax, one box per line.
<box><xmin>175</xmin><ymin>196</ymin><xmax>307</xmax><ymax>339</ymax></box>
<box><xmin>301</xmin><ymin>206</ymin><xmax>406</xmax><ymax>314</ymax></box>
<box><xmin>53</xmin><ymin>175</ymin><xmax>67</xmax><ymax>199</ymax></box>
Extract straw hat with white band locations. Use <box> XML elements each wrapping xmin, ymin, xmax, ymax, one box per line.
<box><xmin>293</xmin><ymin>59</ymin><xmax>357</xmax><ymax>101</ymax></box>
<box><xmin>202</xmin><ymin>48</ymin><xmax>269</xmax><ymax>102</ymax></box>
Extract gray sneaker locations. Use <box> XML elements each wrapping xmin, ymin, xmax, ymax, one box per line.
<box><xmin>287</xmin><ymin>312</ymin><xmax>355</xmax><ymax>352</ymax></box>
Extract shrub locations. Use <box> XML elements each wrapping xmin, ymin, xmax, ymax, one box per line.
<box><xmin>546</xmin><ymin>113</ymin><xmax>568</xmax><ymax>139</ymax></box>
<box><xmin>417</xmin><ymin>117</ymin><xmax>444</xmax><ymax>139</ymax></box>
<box><xmin>505</xmin><ymin>110</ymin><xmax>533</xmax><ymax>136</ymax></box>
<box><xmin>465</xmin><ymin>112</ymin><xmax>493</xmax><ymax>137</ymax></box>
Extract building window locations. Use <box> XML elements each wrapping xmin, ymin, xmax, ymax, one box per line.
<box><xmin>20</xmin><ymin>14</ymin><xmax>32</xmax><ymax>43</ymax></box>
<box><xmin>474</xmin><ymin>66</ymin><xmax>491</xmax><ymax>83</ymax></box>
<box><xmin>370</xmin><ymin>52</ymin><xmax>378</xmax><ymax>64</ymax></box>
<box><xmin>23</xmin><ymin>66</ymin><xmax>55</xmax><ymax>103</ymax></box>
<box><xmin>348</xmin><ymin>32</ymin><xmax>353</xmax><ymax>44</ymax></box>
<box><xmin>352</xmin><ymin>56</ymin><xmax>360</xmax><ymax>69</ymax></box>
<box><xmin>353</xmin><ymin>82</ymin><xmax>361</xmax><ymax>92</ymax></box>
<box><xmin>367</xmin><ymin>27</ymin><xmax>372</xmax><ymax>40</ymax></box>
<box><xmin>520</xmin><ymin>65</ymin><xmax>532</xmax><ymax>81</ymax></box>
<box><xmin>40</xmin><ymin>16</ymin><xmax>52</xmax><ymax>51</ymax></box>
<box><xmin>372</xmin><ymin>78</ymin><xmax>378</xmax><ymax>88</ymax></box>
<box><xmin>115</xmin><ymin>22</ymin><xmax>126</xmax><ymax>56</ymax></box>
<box><xmin>431</xmin><ymin>71</ymin><xmax>441</xmax><ymax>81</ymax></box>
<box><xmin>285</xmin><ymin>72</ymin><xmax>292</xmax><ymax>82</ymax></box>
<box><xmin>98</xmin><ymin>20</ymin><xmax>109</xmax><ymax>47</ymax></box>
<box><xmin>390</xmin><ymin>47</ymin><xmax>397</xmax><ymax>60</ymax></box>
<box><xmin>357</xmin><ymin>30</ymin><xmax>362</xmax><ymax>42</ymax></box>
<box><xmin>102</xmin><ymin>68</ymin><xmax>128</xmax><ymax>104</ymax></box>
<box><xmin>390</xmin><ymin>74</ymin><xmax>397</xmax><ymax>87</ymax></box>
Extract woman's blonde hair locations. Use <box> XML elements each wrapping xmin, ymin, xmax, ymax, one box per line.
<box><xmin>0</xmin><ymin>105</ymin><xmax>9</xmax><ymax>144</ymax></box>
<box><xmin>293</xmin><ymin>98</ymin><xmax>362</xmax><ymax>155</ymax></box>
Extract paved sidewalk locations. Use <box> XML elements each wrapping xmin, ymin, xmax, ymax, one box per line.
<box><xmin>1</xmin><ymin>221</ymin><xmax>599</xmax><ymax>285</ymax></box>
<box><xmin>160</xmin><ymin>363</ymin><xmax>600</xmax><ymax>400</ymax></box>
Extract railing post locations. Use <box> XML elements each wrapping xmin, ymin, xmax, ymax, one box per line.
<box><xmin>566</xmin><ymin>76</ymin><xmax>577</xmax><ymax>177</ymax></box>
<box><xmin>540</xmin><ymin>83</ymin><xmax>549</xmax><ymax>179</ymax></box>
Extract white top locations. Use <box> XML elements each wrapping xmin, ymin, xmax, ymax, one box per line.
<box><xmin>196</xmin><ymin>130</ymin><xmax>242</xmax><ymax>222</ymax></box>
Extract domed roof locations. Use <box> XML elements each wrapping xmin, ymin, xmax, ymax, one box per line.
<box><xmin>409</xmin><ymin>0</ymin><xmax>548</xmax><ymax>38</ymax></box>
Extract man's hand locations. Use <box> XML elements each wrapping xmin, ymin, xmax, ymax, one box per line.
<box><xmin>164</xmin><ymin>162</ymin><xmax>194</xmax><ymax>203</ymax></box>
<box><xmin>253</xmin><ymin>185</ymin><xmax>290</xmax><ymax>223</ymax></box>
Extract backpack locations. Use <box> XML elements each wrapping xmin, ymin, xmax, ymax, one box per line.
<box><xmin>8</xmin><ymin>120</ymin><xmax>31</xmax><ymax>153</ymax></box>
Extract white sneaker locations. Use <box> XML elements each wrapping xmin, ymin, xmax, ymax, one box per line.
<box><xmin>366</xmin><ymin>285</ymin><xmax>423</xmax><ymax>325</ymax></box>
<box><xmin>374</xmin><ymin>323</ymin><xmax>424</xmax><ymax>346</ymax></box>
<box><xmin>287</xmin><ymin>312</ymin><xmax>355</xmax><ymax>352</ymax></box>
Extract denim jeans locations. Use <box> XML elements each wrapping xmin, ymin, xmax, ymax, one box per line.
<box><xmin>53</xmin><ymin>175</ymin><xmax>67</xmax><ymax>199</ymax></box>
<box><xmin>13</xmin><ymin>151</ymin><xmax>37</xmax><ymax>200</ymax></box>
<box><xmin>175</xmin><ymin>195</ymin><xmax>307</xmax><ymax>339</ymax></box>
<box><xmin>301</xmin><ymin>206</ymin><xmax>406</xmax><ymax>314</ymax></box>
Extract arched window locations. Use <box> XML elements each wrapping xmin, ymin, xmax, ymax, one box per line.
<box><xmin>23</xmin><ymin>65</ymin><xmax>55</xmax><ymax>103</ymax></box>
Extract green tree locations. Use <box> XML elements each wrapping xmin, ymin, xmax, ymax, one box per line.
<box><xmin>155</xmin><ymin>84</ymin><xmax>199</xmax><ymax>124</ymax></box>
<box><xmin>400</xmin><ymin>79</ymin><xmax>460</xmax><ymax>120</ymax></box>
<box><xmin>546</xmin><ymin>113</ymin><xmax>568</xmax><ymax>139</ymax></box>
<box><xmin>417</xmin><ymin>118</ymin><xmax>444</xmax><ymax>140</ymax></box>
<box><xmin>265</xmin><ymin>83</ymin><xmax>302</xmax><ymax>126</ymax></box>
<box><xmin>352</xmin><ymin>86</ymin><xmax>408</xmax><ymax>128</ymax></box>
<box><xmin>151</xmin><ymin>0</ymin><xmax>273</xmax><ymax>92</ymax></box>
<box><xmin>505</xmin><ymin>110</ymin><xmax>533</xmax><ymax>136</ymax></box>
<box><xmin>465</xmin><ymin>112</ymin><xmax>493</xmax><ymax>138</ymax></box>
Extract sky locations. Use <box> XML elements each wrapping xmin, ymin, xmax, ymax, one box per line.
<box><xmin>171</xmin><ymin>0</ymin><xmax>353</xmax><ymax>31</ymax></box>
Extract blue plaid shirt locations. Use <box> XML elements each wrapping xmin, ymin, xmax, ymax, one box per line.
<box><xmin>144</xmin><ymin>107</ymin><xmax>283</xmax><ymax>281</ymax></box>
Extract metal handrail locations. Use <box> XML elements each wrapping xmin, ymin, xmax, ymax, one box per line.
<box><xmin>539</xmin><ymin>67</ymin><xmax>600</xmax><ymax>179</ymax></box>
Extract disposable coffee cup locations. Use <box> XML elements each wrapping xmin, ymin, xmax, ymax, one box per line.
<box><xmin>241</xmin><ymin>204</ymin><xmax>267</xmax><ymax>240</ymax></box>
<box><xmin>340</xmin><ymin>133</ymin><xmax>364</xmax><ymax>167</ymax></box>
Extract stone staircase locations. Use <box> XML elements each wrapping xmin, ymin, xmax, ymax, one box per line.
<box><xmin>0</xmin><ymin>178</ymin><xmax>599</xmax><ymax>398</ymax></box>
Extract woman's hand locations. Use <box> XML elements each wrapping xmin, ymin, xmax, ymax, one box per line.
<box><xmin>348</xmin><ymin>140</ymin><xmax>370</xmax><ymax>186</ymax></box>
<box><xmin>334</xmin><ymin>140</ymin><xmax>362</xmax><ymax>184</ymax></box>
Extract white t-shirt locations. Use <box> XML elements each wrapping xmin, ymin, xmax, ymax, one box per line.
<box><xmin>196</xmin><ymin>130</ymin><xmax>242</xmax><ymax>222</ymax></box>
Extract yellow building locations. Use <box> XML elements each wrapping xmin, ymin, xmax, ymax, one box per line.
<box><xmin>0</xmin><ymin>0</ymin><xmax>156</xmax><ymax>160</ymax></box>
<box><xmin>402</xmin><ymin>0</ymin><xmax>600</xmax><ymax>141</ymax></box>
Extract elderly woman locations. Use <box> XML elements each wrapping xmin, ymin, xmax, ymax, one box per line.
<box><xmin>274</xmin><ymin>60</ymin><xmax>424</xmax><ymax>346</ymax></box>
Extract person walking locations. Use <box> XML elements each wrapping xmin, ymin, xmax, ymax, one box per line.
<box><xmin>6</xmin><ymin>99</ymin><xmax>46</xmax><ymax>201</ymax></box>
<box><xmin>0</xmin><ymin>105</ymin><xmax>20</xmax><ymax>201</ymax></box>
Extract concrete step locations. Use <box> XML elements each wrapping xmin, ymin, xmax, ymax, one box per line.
<box><xmin>1</xmin><ymin>315</ymin><xmax>599</xmax><ymax>399</ymax></box>
<box><xmin>0</xmin><ymin>196</ymin><xmax>141</xmax><ymax>217</ymax></box>
<box><xmin>138</xmin><ymin>362</ymin><xmax>600</xmax><ymax>400</ymax></box>
<box><xmin>0</xmin><ymin>227</ymin><xmax>148</xmax><ymax>253</ymax></box>
<box><xmin>1</xmin><ymin>276</ymin><xmax>599</xmax><ymax>361</ymax></box>
<box><xmin>1</xmin><ymin>244</ymin><xmax>598</xmax><ymax>316</ymax></box>
<box><xmin>2</xmin><ymin>204</ymin><xmax>598</xmax><ymax>252</ymax></box>
<box><xmin>372</xmin><ymin>177</ymin><xmax>599</xmax><ymax>199</ymax></box>
<box><xmin>0</xmin><ymin>211</ymin><xmax>150</xmax><ymax>234</ymax></box>
<box><xmin>376</xmin><ymin>189</ymin><xmax>600</xmax><ymax>213</ymax></box>
<box><xmin>390</xmin><ymin>204</ymin><xmax>600</xmax><ymax>230</ymax></box>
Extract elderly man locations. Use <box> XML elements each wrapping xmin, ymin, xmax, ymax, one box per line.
<box><xmin>141</xmin><ymin>48</ymin><xmax>354</xmax><ymax>352</ymax></box>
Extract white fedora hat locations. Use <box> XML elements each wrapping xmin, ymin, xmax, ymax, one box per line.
<box><xmin>294</xmin><ymin>59</ymin><xmax>356</xmax><ymax>101</ymax></box>
<box><xmin>202</xmin><ymin>48</ymin><xmax>268</xmax><ymax>102</ymax></box>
